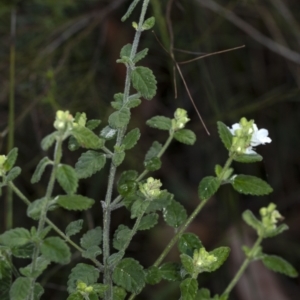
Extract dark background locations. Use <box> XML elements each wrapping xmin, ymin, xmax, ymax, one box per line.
<box><xmin>0</xmin><ymin>0</ymin><xmax>299</xmax><ymax>299</ymax></box>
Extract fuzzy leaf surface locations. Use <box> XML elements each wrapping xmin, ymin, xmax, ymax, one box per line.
<box><xmin>198</xmin><ymin>176</ymin><xmax>220</xmax><ymax>200</ymax></box>
<box><xmin>80</xmin><ymin>227</ymin><xmax>102</xmax><ymax>250</ymax></box>
<box><xmin>27</xmin><ymin>198</ymin><xmax>46</xmax><ymax>220</ymax></box>
<box><xmin>145</xmin><ymin>141</ymin><xmax>162</xmax><ymax>161</ymax></box>
<box><xmin>72</xmin><ymin>126</ymin><xmax>104</xmax><ymax>149</ymax></box>
<box><xmin>217</xmin><ymin>121</ymin><xmax>232</xmax><ymax>150</ymax></box>
<box><xmin>109</xmin><ymin>108</ymin><xmax>130</xmax><ymax>129</ymax></box>
<box><xmin>31</xmin><ymin>157</ymin><xmax>52</xmax><ymax>183</ymax></box>
<box><xmin>234</xmin><ymin>154</ymin><xmax>263</xmax><ymax>163</ymax></box>
<box><xmin>0</xmin><ymin>228</ymin><xmax>31</xmax><ymax>247</ymax></box>
<box><xmin>138</xmin><ymin>213</ymin><xmax>159</xmax><ymax>230</ymax></box>
<box><xmin>57</xmin><ymin>195</ymin><xmax>94</xmax><ymax>211</ymax></box>
<box><xmin>180</xmin><ymin>253</ymin><xmax>194</xmax><ymax>275</ymax></box>
<box><xmin>3</xmin><ymin>148</ymin><xmax>18</xmax><ymax>171</ymax></box>
<box><xmin>41</xmin><ymin>132</ymin><xmax>58</xmax><ymax>151</ymax></box>
<box><xmin>178</xmin><ymin>233</ymin><xmax>203</xmax><ymax>256</ymax></box>
<box><xmin>159</xmin><ymin>262</ymin><xmax>181</xmax><ymax>281</ymax></box>
<box><xmin>41</xmin><ymin>237</ymin><xmax>71</xmax><ymax>264</ymax></box>
<box><xmin>262</xmin><ymin>255</ymin><xmax>298</xmax><ymax>277</ymax></box>
<box><xmin>56</xmin><ymin>165</ymin><xmax>78</xmax><ymax>195</ymax></box>
<box><xmin>208</xmin><ymin>247</ymin><xmax>231</xmax><ymax>272</ymax></box>
<box><xmin>0</xmin><ymin>259</ymin><xmax>11</xmax><ymax>300</ymax></box>
<box><xmin>242</xmin><ymin>210</ymin><xmax>262</xmax><ymax>232</ymax></box>
<box><xmin>133</xmin><ymin>48</ymin><xmax>148</xmax><ymax>63</ymax></box>
<box><xmin>65</xmin><ymin>219</ymin><xmax>84</xmax><ymax>237</ymax></box>
<box><xmin>122</xmin><ymin>128</ymin><xmax>140</xmax><ymax>150</ymax></box>
<box><xmin>112</xmin><ymin>258</ymin><xmax>145</xmax><ymax>294</ymax></box>
<box><xmin>145</xmin><ymin>266</ymin><xmax>162</xmax><ymax>285</ymax></box>
<box><xmin>20</xmin><ymin>256</ymin><xmax>50</xmax><ymax>278</ymax></box>
<box><xmin>5</xmin><ymin>167</ymin><xmax>21</xmax><ymax>182</ymax></box>
<box><xmin>113</xmin><ymin>151</ymin><xmax>125</xmax><ymax>167</ymax></box>
<box><xmin>180</xmin><ymin>278</ymin><xmax>198</xmax><ymax>300</ymax></box>
<box><xmin>232</xmin><ymin>175</ymin><xmax>273</xmax><ymax>196</ymax></box>
<box><xmin>113</xmin><ymin>225</ymin><xmax>131</xmax><ymax>251</ymax></box>
<box><xmin>146</xmin><ymin>116</ymin><xmax>172</xmax><ymax>130</ymax></box>
<box><xmin>163</xmin><ymin>200</ymin><xmax>187</xmax><ymax>228</ymax></box>
<box><xmin>82</xmin><ymin>246</ymin><xmax>102</xmax><ymax>260</ymax></box>
<box><xmin>113</xmin><ymin>286</ymin><xmax>127</xmax><ymax>300</ymax></box>
<box><xmin>174</xmin><ymin>129</ymin><xmax>196</xmax><ymax>145</ymax></box>
<box><xmin>9</xmin><ymin>277</ymin><xmax>31</xmax><ymax>300</ymax></box>
<box><xmin>75</xmin><ymin>151</ymin><xmax>106</xmax><ymax>179</ymax></box>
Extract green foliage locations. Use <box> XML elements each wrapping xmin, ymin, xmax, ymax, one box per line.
<box><xmin>121</xmin><ymin>0</ymin><xmax>140</xmax><ymax>21</ymax></box>
<box><xmin>27</xmin><ymin>198</ymin><xmax>47</xmax><ymax>220</ymax></box>
<box><xmin>113</xmin><ymin>225</ymin><xmax>132</xmax><ymax>251</ymax></box>
<box><xmin>109</xmin><ymin>108</ymin><xmax>131</xmax><ymax>129</ymax></box>
<box><xmin>133</xmin><ymin>48</ymin><xmax>148</xmax><ymax>63</ymax></box>
<box><xmin>100</xmin><ymin>126</ymin><xmax>117</xmax><ymax>140</ymax></box>
<box><xmin>41</xmin><ymin>132</ymin><xmax>58</xmax><ymax>151</ymax></box>
<box><xmin>234</xmin><ymin>154</ymin><xmax>263</xmax><ymax>163</ymax></box>
<box><xmin>208</xmin><ymin>247</ymin><xmax>230</xmax><ymax>272</ymax></box>
<box><xmin>40</xmin><ymin>237</ymin><xmax>71</xmax><ymax>264</ymax></box>
<box><xmin>122</xmin><ymin>128</ymin><xmax>140</xmax><ymax>150</ymax></box>
<box><xmin>9</xmin><ymin>277</ymin><xmax>31</xmax><ymax>300</ymax></box>
<box><xmin>146</xmin><ymin>116</ymin><xmax>172</xmax><ymax>130</ymax></box>
<box><xmin>144</xmin><ymin>266</ymin><xmax>162</xmax><ymax>285</ymax></box>
<box><xmin>65</xmin><ymin>219</ymin><xmax>84</xmax><ymax>237</ymax></box>
<box><xmin>145</xmin><ymin>190</ymin><xmax>173</xmax><ymax>213</ymax></box>
<box><xmin>0</xmin><ymin>228</ymin><xmax>31</xmax><ymax>247</ymax></box>
<box><xmin>82</xmin><ymin>246</ymin><xmax>102</xmax><ymax>260</ymax></box>
<box><xmin>145</xmin><ymin>141</ymin><xmax>162</xmax><ymax>161</ymax></box>
<box><xmin>20</xmin><ymin>256</ymin><xmax>50</xmax><ymax>278</ymax></box>
<box><xmin>217</xmin><ymin>121</ymin><xmax>232</xmax><ymax>150</ymax></box>
<box><xmin>0</xmin><ymin>259</ymin><xmax>11</xmax><ymax>300</ymax></box>
<box><xmin>31</xmin><ymin>157</ymin><xmax>52</xmax><ymax>184</ymax></box>
<box><xmin>232</xmin><ymin>175</ymin><xmax>273</xmax><ymax>196</ymax></box>
<box><xmin>180</xmin><ymin>253</ymin><xmax>194</xmax><ymax>275</ymax></box>
<box><xmin>144</xmin><ymin>157</ymin><xmax>161</xmax><ymax>171</ymax></box>
<box><xmin>117</xmin><ymin>170</ymin><xmax>138</xmax><ymax>196</ymax></box>
<box><xmin>131</xmin><ymin>66</ymin><xmax>157</xmax><ymax>100</ymax></box>
<box><xmin>163</xmin><ymin>199</ymin><xmax>187</xmax><ymax>228</ymax></box>
<box><xmin>120</xmin><ymin>44</ymin><xmax>132</xmax><ymax>57</ymax></box>
<box><xmin>198</xmin><ymin>176</ymin><xmax>220</xmax><ymax>200</ymax></box>
<box><xmin>242</xmin><ymin>210</ymin><xmax>262</xmax><ymax>232</ymax></box>
<box><xmin>173</xmin><ymin>129</ymin><xmax>196</xmax><ymax>145</ymax></box>
<box><xmin>3</xmin><ymin>148</ymin><xmax>18</xmax><ymax>171</ymax></box>
<box><xmin>56</xmin><ymin>195</ymin><xmax>94</xmax><ymax>211</ymax></box>
<box><xmin>75</xmin><ymin>151</ymin><xmax>106</xmax><ymax>179</ymax></box>
<box><xmin>159</xmin><ymin>262</ymin><xmax>181</xmax><ymax>281</ymax></box>
<box><xmin>112</xmin><ymin>258</ymin><xmax>145</xmax><ymax>294</ymax></box>
<box><xmin>80</xmin><ymin>227</ymin><xmax>102</xmax><ymax>250</ymax></box>
<box><xmin>72</xmin><ymin>126</ymin><xmax>104</xmax><ymax>149</ymax></box>
<box><xmin>138</xmin><ymin>213</ymin><xmax>159</xmax><ymax>230</ymax></box>
<box><xmin>113</xmin><ymin>151</ymin><xmax>126</xmax><ymax>167</ymax></box>
<box><xmin>113</xmin><ymin>286</ymin><xmax>127</xmax><ymax>300</ymax></box>
<box><xmin>5</xmin><ymin>167</ymin><xmax>21</xmax><ymax>183</ymax></box>
<box><xmin>11</xmin><ymin>243</ymin><xmax>34</xmax><ymax>258</ymax></box>
<box><xmin>142</xmin><ymin>17</ymin><xmax>155</xmax><ymax>30</ymax></box>
<box><xmin>180</xmin><ymin>278</ymin><xmax>198</xmax><ymax>300</ymax></box>
<box><xmin>262</xmin><ymin>255</ymin><xmax>298</xmax><ymax>277</ymax></box>
<box><xmin>56</xmin><ymin>164</ymin><xmax>78</xmax><ymax>194</ymax></box>
<box><xmin>178</xmin><ymin>233</ymin><xmax>203</xmax><ymax>256</ymax></box>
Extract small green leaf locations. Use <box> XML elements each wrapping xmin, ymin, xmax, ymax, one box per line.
<box><xmin>131</xmin><ymin>66</ymin><xmax>157</xmax><ymax>100</ymax></box>
<box><xmin>163</xmin><ymin>200</ymin><xmax>187</xmax><ymax>228</ymax></box>
<box><xmin>80</xmin><ymin>227</ymin><xmax>102</xmax><ymax>250</ymax></box>
<box><xmin>3</xmin><ymin>148</ymin><xmax>18</xmax><ymax>171</ymax></box>
<box><xmin>72</xmin><ymin>126</ymin><xmax>104</xmax><ymax>149</ymax></box>
<box><xmin>92</xmin><ymin>283</ymin><xmax>108</xmax><ymax>297</ymax></box>
<box><xmin>178</xmin><ymin>233</ymin><xmax>202</xmax><ymax>256</ymax></box>
<box><xmin>100</xmin><ymin>126</ymin><xmax>117</xmax><ymax>140</ymax></box>
<box><xmin>57</xmin><ymin>195</ymin><xmax>94</xmax><ymax>211</ymax></box>
<box><xmin>144</xmin><ymin>157</ymin><xmax>161</xmax><ymax>171</ymax></box>
<box><xmin>86</xmin><ymin>119</ymin><xmax>101</xmax><ymax>130</ymax></box>
<box><xmin>41</xmin><ymin>237</ymin><xmax>71</xmax><ymax>264</ymax></box>
<box><xmin>41</xmin><ymin>132</ymin><xmax>58</xmax><ymax>151</ymax></box>
<box><xmin>196</xmin><ymin>288</ymin><xmax>211</xmax><ymax>299</ymax></box>
<box><xmin>113</xmin><ymin>286</ymin><xmax>127</xmax><ymax>300</ymax></box>
<box><xmin>68</xmin><ymin>135</ymin><xmax>80</xmax><ymax>151</ymax></box>
<box><xmin>67</xmin><ymin>292</ymin><xmax>84</xmax><ymax>300</ymax></box>
<box><xmin>232</xmin><ymin>175</ymin><xmax>273</xmax><ymax>196</ymax></box>
<box><xmin>9</xmin><ymin>277</ymin><xmax>31</xmax><ymax>300</ymax></box>
<box><xmin>56</xmin><ymin>165</ymin><xmax>78</xmax><ymax>195</ymax></box>
<box><xmin>146</xmin><ymin>190</ymin><xmax>173</xmax><ymax>213</ymax></box>
<box><xmin>75</xmin><ymin>151</ymin><xmax>106</xmax><ymax>179</ymax></box>
<box><xmin>82</xmin><ymin>246</ymin><xmax>102</xmax><ymax>259</ymax></box>
<box><xmin>117</xmin><ymin>170</ymin><xmax>138</xmax><ymax>196</ymax></box>
<box><xmin>198</xmin><ymin>176</ymin><xmax>220</xmax><ymax>200</ymax></box>
<box><xmin>242</xmin><ymin>210</ymin><xmax>263</xmax><ymax>232</ymax></box>
<box><xmin>146</xmin><ymin>116</ymin><xmax>171</xmax><ymax>131</ymax></box>
<box><xmin>142</xmin><ymin>16</ymin><xmax>155</xmax><ymax>30</ymax></box>
<box><xmin>0</xmin><ymin>228</ymin><xmax>31</xmax><ymax>247</ymax></box>
<box><xmin>131</xmin><ymin>199</ymin><xmax>149</xmax><ymax>219</ymax></box>
<box><xmin>180</xmin><ymin>278</ymin><xmax>198</xmax><ymax>300</ymax></box>
<box><xmin>174</xmin><ymin>129</ymin><xmax>196</xmax><ymax>145</ymax></box>
<box><xmin>31</xmin><ymin>157</ymin><xmax>52</xmax><ymax>184</ymax></box>
<box><xmin>65</xmin><ymin>219</ymin><xmax>84</xmax><ymax>237</ymax></box>
<box><xmin>263</xmin><ymin>224</ymin><xmax>289</xmax><ymax>238</ymax></box>
<box><xmin>5</xmin><ymin>167</ymin><xmax>21</xmax><ymax>183</ymax></box>
<box><xmin>133</xmin><ymin>48</ymin><xmax>148</xmax><ymax>63</ymax></box>
<box><xmin>112</xmin><ymin>152</ymin><xmax>125</xmax><ymax>167</ymax></box>
<box><xmin>180</xmin><ymin>253</ymin><xmax>194</xmax><ymax>275</ymax></box>
<box><xmin>122</xmin><ymin>128</ymin><xmax>140</xmax><ymax>150</ymax></box>
<box><xmin>113</xmin><ymin>225</ymin><xmax>131</xmax><ymax>251</ymax></box>
<box><xmin>11</xmin><ymin>243</ymin><xmax>34</xmax><ymax>258</ymax></box>
<box><xmin>20</xmin><ymin>256</ymin><xmax>50</xmax><ymax>278</ymax></box>
<box><xmin>68</xmin><ymin>263</ymin><xmax>100</xmax><ymax>293</ymax></box>
<box><xmin>145</xmin><ymin>266</ymin><xmax>162</xmax><ymax>285</ymax></box>
<box><xmin>27</xmin><ymin>198</ymin><xmax>47</xmax><ymax>220</ymax></box>
<box><xmin>112</xmin><ymin>258</ymin><xmax>145</xmax><ymax>294</ymax></box>
<box><xmin>145</xmin><ymin>141</ymin><xmax>162</xmax><ymax>161</ymax></box>
<box><xmin>120</xmin><ymin>44</ymin><xmax>132</xmax><ymax>57</ymax></box>
<box><xmin>208</xmin><ymin>247</ymin><xmax>230</xmax><ymax>272</ymax></box>
<box><xmin>234</xmin><ymin>154</ymin><xmax>263</xmax><ymax>163</ymax></box>
<box><xmin>138</xmin><ymin>213</ymin><xmax>159</xmax><ymax>230</ymax></box>
<box><xmin>217</xmin><ymin>121</ymin><xmax>232</xmax><ymax>150</ymax></box>
<box><xmin>0</xmin><ymin>259</ymin><xmax>11</xmax><ymax>300</ymax></box>
<box><xmin>159</xmin><ymin>262</ymin><xmax>181</xmax><ymax>281</ymax></box>
<box><xmin>215</xmin><ymin>165</ymin><xmax>222</xmax><ymax>177</ymax></box>
<box><xmin>127</xmin><ymin>98</ymin><xmax>141</xmax><ymax>108</ymax></box>
<box><xmin>109</xmin><ymin>108</ymin><xmax>130</xmax><ymax>129</ymax></box>
<box><xmin>108</xmin><ymin>251</ymin><xmax>125</xmax><ymax>267</ymax></box>
<box><xmin>262</xmin><ymin>255</ymin><xmax>298</xmax><ymax>278</ymax></box>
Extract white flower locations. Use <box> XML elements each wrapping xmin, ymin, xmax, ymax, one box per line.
<box><xmin>250</xmin><ymin>124</ymin><xmax>272</xmax><ymax>146</ymax></box>
<box><xmin>228</xmin><ymin>123</ymin><xmax>240</xmax><ymax>135</ymax></box>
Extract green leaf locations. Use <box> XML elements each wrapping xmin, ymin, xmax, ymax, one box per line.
<box><xmin>127</xmin><ymin>98</ymin><xmax>141</xmax><ymax>108</ymax></box>
<box><xmin>163</xmin><ymin>200</ymin><xmax>187</xmax><ymax>228</ymax></box>
<box><xmin>3</xmin><ymin>148</ymin><xmax>18</xmax><ymax>171</ymax></box>
<box><xmin>198</xmin><ymin>176</ymin><xmax>220</xmax><ymax>200</ymax></box>
<box><xmin>159</xmin><ymin>262</ymin><xmax>181</xmax><ymax>281</ymax></box>
<box><xmin>180</xmin><ymin>253</ymin><xmax>194</xmax><ymax>275</ymax></box>
<box><xmin>75</xmin><ymin>151</ymin><xmax>106</xmax><ymax>179</ymax></box>
<box><xmin>138</xmin><ymin>213</ymin><xmax>159</xmax><ymax>230</ymax></box>
<box><xmin>57</xmin><ymin>195</ymin><xmax>94</xmax><ymax>211</ymax></box>
<box><xmin>0</xmin><ymin>228</ymin><xmax>31</xmax><ymax>247</ymax></box>
<box><xmin>263</xmin><ymin>224</ymin><xmax>289</xmax><ymax>238</ymax></box>
<box><xmin>131</xmin><ymin>66</ymin><xmax>157</xmax><ymax>100</ymax></box>
<box><xmin>174</xmin><ymin>129</ymin><xmax>196</xmax><ymax>145</ymax></box>
<box><xmin>9</xmin><ymin>277</ymin><xmax>31</xmax><ymax>300</ymax></box>
<box><xmin>117</xmin><ymin>170</ymin><xmax>138</xmax><ymax>196</ymax></box>
<box><xmin>113</xmin><ymin>225</ymin><xmax>131</xmax><ymax>251</ymax></box>
<box><xmin>31</xmin><ymin>157</ymin><xmax>52</xmax><ymax>184</ymax></box>
<box><xmin>180</xmin><ymin>278</ymin><xmax>198</xmax><ymax>300</ymax></box>
<box><xmin>144</xmin><ymin>157</ymin><xmax>161</xmax><ymax>171</ymax></box>
<box><xmin>217</xmin><ymin>121</ymin><xmax>232</xmax><ymax>150</ymax></box>
<box><xmin>0</xmin><ymin>259</ymin><xmax>11</xmax><ymax>300</ymax></box>
<box><xmin>5</xmin><ymin>167</ymin><xmax>21</xmax><ymax>183</ymax></box>
<box><xmin>120</xmin><ymin>44</ymin><xmax>132</xmax><ymax>57</ymax></box>
<box><xmin>234</xmin><ymin>154</ymin><xmax>263</xmax><ymax>163</ymax></box>
<box><xmin>56</xmin><ymin>164</ymin><xmax>78</xmax><ymax>195</ymax></box>
<box><xmin>92</xmin><ymin>283</ymin><xmax>108</xmax><ymax>297</ymax></box>
<box><xmin>20</xmin><ymin>256</ymin><xmax>50</xmax><ymax>278</ymax></box>
<box><xmin>215</xmin><ymin>165</ymin><xmax>222</xmax><ymax>177</ymax></box>
<box><xmin>112</xmin><ymin>151</ymin><xmax>125</xmax><ymax>167</ymax></box>
<box><xmin>122</xmin><ymin>128</ymin><xmax>140</xmax><ymax>150</ymax></box>
<box><xmin>113</xmin><ymin>286</ymin><xmax>127</xmax><ymax>300</ymax></box>
<box><xmin>68</xmin><ymin>263</ymin><xmax>100</xmax><ymax>293</ymax></box>
<box><xmin>80</xmin><ymin>227</ymin><xmax>102</xmax><ymax>250</ymax></box>
<box><xmin>82</xmin><ymin>246</ymin><xmax>102</xmax><ymax>260</ymax></box>
<box><xmin>100</xmin><ymin>126</ymin><xmax>117</xmax><ymax>140</ymax></box>
<box><xmin>242</xmin><ymin>210</ymin><xmax>263</xmax><ymax>232</ymax></box>
<box><xmin>67</xmin><ymin>293</ymin><xmax>84</xmax><ymax>300</ymax></box>
<box><xmin>72</xmin><ymin>126</ymin><xmax>105</xmax><ymax>149</ymax></box>
<box><xmin>27</xmin><ymin>198</ymin><xmax>47</xmax><ymax>220</ymax></box>
<box><xmin>146</xmin><ymin>190</ymin><xmax>173</xmax><ymax>213</ymax></box>
<box><xmin>41</xmin><ymin>132</ymin><xmax>58</xmax><ymax>151</ymax></box>
<box><xmin>262</xmin><ymin>255</ymin><xmax>298</xmax><ymax>278</ymax></box>
<box><xmin>146</xmin><ymin>116</ymin><xmax>172</xmax><ymax>131</ymax></box>
<box><xmin>68</xmin><ymin>135</ymin><xmax>80</xmax><ymax>151</ymax></box>
<box><xmin>178</xmin><ymin>233</ymin><xmax>203</xmax><ymax>256</ymax></box>
<box><xmin>145</xmin><ymin>141</ymin><xmax>162</xmax><ymax>161</ymax></box>
<box><xmin>133</xmin><ymin>48</ymin><xmax>148</xmax><ymax>63</ymax></box>
<box><xmin>11</xmin><ymin>243</ymin><xmax>34</xmax><ymax>258</ymax></box>
<box><xmin>232</xmin><ymin>175</ymin><xmax>273</xmax><ymax>196</ymax></box>
<box><xmin>108</xmin><ymin>251</ymin><xmax>125</xmax><ymax>267</ymax></box>
<box><xmin>41</xmin><ymin>236</ymin><xmax>71</xmax><ymax>264</ymax></box>
<box><xmin>65</xmin><ymin>219</ymin><xmax>84</xmax><ymax>237</ymax></box>
<box><xmin>208</xmin><ymin>247</ymin><xmax>230</xmax><ymax>272</ymax></box>
<box><xmin>109</xmin><ymin>108</ymin><xmax>130</xmax><ymax>129</ymax></box>
<box><xmin>196</xmin><ymin>288</ymin><xmax>211</xmax><ymax>300</ymax></box>
<box><xmin>112</xmin><ymin>258</ymin><xmax>145</xmax><ymax>294</ymax></box>
<box><xmin>145</xmin><ymin>266</ymin><xmax>162</xmax><ymax>285</ymax></box>
<box><xmin>131</xmin><ymin>199</ymin><xmax>149</xmax><ymax>219</ymax></box>
<box><xmin>86</xmin><ymin>119</ymin><xmax>101</xmax><ymax>130</ymax></box>
<box><xmin>142</xmin><ymin>16</ymin><xmax>155</xmax><ymax>30</ymax></box>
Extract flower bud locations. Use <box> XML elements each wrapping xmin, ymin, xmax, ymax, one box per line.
<box><xmin>139</xmin><ymin>177</ymin><xmax>162</xmax><ymax>200</ymax></box>
<box><xmin>171</xmin><ymin>108</ymin><xmax>190</xmax><ymax>131</ymax></box>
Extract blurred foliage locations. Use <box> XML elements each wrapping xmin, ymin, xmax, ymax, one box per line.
<box><xmin>0</xmin><ymin>0</ymin><xmax>300</xmax><ymax>299</ymax></box>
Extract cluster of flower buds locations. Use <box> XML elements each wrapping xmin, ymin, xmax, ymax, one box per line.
<box><xmin>53</xmin><ymin>110</ymin><xmax>74</xmax><ymax>132</ymax></box>
<box><xmin>76</xmin><ymin>281</ymin><xmax>93</xmax><ymax>294</ymax></box>
<box><xmin>139</xmin><ymin>177</ymin><xmax>162</xmax><ymax>200</ymax></box>
<box><xmin>260</xmin><ymin>203</ymin><xmax>283</xmax><ymax>232</ymax></box>
<box><xmin>193</xmin><ymin>247</ymin><xmax>217</xmax><ymax>274</ymax></box>
<box><xmin>228</xmin><ymin>117</ymin><xmax>271</xmax><ymax>155</ymax></box>
<box><xmin>171</xmin><ymin>108</ymin><xmax>190</xmax><ymax>131</ymax></box>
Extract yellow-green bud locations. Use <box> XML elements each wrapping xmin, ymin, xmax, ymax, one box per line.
<box><xmin>53</xmin><ymin>110</ymin><xmax>74</xmax><ymax>131</ymax></box>
<box><xmin>172</xmin><ymin>108</ymin><xmax>190</xmax><ymax>131</ymax></box>
<box><xmin>77</xmin><ymin>281</ymin><xmax>87</xmax><ymax>291</ymax></box>
<box><xmin>85</xmin><ymin>286</ymin><xmax>93</xmax><ymax>293</ymax></box>
<box><xmin>139</xmin><ymin>177</ymin><xmax>162</xmax><ymax>200</ymax></box>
